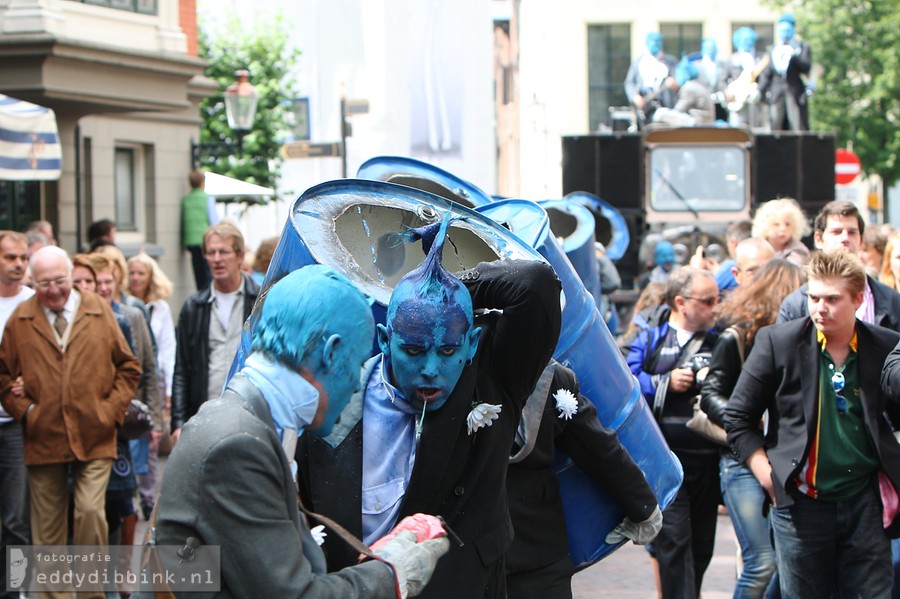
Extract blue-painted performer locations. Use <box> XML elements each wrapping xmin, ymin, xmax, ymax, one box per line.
<box><xmin>296</xmin><ymin>214</ymin><xmax>563</xmax><ymax>599</ymax></box>
<box><xmin>720</xmin><ymin>27</ymin><xmax>769</xmax><ymax>129</ymax></box>
<box><xmin>624</xmin><ymin>32</ymin><xmax>679</xmax><ymax>127</ymax></box>
<box><xmin>142</xmin><ymin>266</ymin><xmax>450</xmax><ymax>598</ymax></box>
<box><xmin>757</xmin><ymin>14</ymin><xmax>812</xmax><ymax>131</ymax></box>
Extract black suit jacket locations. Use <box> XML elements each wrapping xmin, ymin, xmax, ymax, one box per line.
<box><xmin>297</xmin><ymin>260</ymin><xmax>562</xmax><ymax>599</ymax></box>
<box><xmin>724</xmin><ymin>318</ymin><xmax>900</xmax><ymax>536</ymax></box>
<box><xmin>505</xmin><ymin>362</ymin><xmax>657</xmax><ymax>575</ymax></box>
<box><xmin>758</xmin><ymin>39</ymin><xmax>812</xmax><ymax>104</ymax></box>
<box><xmin>147</xmin><ymin>374</ymin><xmax>395</xmax><ymax>598</ymax></box>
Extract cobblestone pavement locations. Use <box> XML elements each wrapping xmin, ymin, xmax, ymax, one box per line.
<box><xmin>572</xmin><ymin>512</ymin><xmax>739</xmax><ymax>599</ymax></box>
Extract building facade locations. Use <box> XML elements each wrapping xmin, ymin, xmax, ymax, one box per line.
<box><xmin>499</xmin><ymin>0</ymin><xmax>781</xmax><ymax>199</ymax></box>
<box><xmin>0</xmin><ymin>0</ymin><xmax>212</xmax><ymax>308</ymax></box>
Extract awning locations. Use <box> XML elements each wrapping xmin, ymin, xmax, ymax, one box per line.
<box><xmin>204</xmin><ymin>171</ymin><xmax>275</xmax><ymax>202</ymax></box>
<box><xmin>0</xmin><ymin>94</ymin><xmax>62</xmax><ymax>181</ymax></box>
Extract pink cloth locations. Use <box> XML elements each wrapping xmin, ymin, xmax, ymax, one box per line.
<box><xmin>879</xmin><ymin>470</ymin><xmax>898</xmax><ymax>528</ymax></box>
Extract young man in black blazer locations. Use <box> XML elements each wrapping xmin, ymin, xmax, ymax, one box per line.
<box><xmin>726</xmin><ymin>251</ymin><xmax>900</xmax><ymax>598</ymax></box>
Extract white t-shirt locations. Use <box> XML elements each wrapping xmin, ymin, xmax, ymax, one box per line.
<box><xmin>0</xmin><ymin>286</ymin><xmax>34</xmax><ymax>342</ymax></box>
<box><xmin>0</xmin><ymin>286</ymin><xmax>35</xmax><ymax>421</ymax></box>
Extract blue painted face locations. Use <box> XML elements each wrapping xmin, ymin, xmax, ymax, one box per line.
<box><xmin>654</xmin><ymin>241</ymin><xmax>675</xmax><ymax>267</ymax></box>
<box><xmin>646</xmin><ymin>33</ymin><xmax>663</xmax><ymax>56</ymax></box>
<box><xmin>778</xmin><ymin>20</ymin><xmax>795</xmax><ymax>43</ymax></box>
<box><xmin>733</xmin><ymin>28</ymin><xmax>757</xmax><ymax>53</ymax></box>
<box><xmin>701</xmin><ymin>39</ymin><xmax>717</xmax><ymax>60</ymax></box>
<box><xmin>379</xmin><ymin>282</ymin><xmax>480</xmax><ymax>412</ymax></box>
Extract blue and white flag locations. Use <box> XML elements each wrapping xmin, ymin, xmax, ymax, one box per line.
<box><xmin>0</xmin><ymin>94</ymin><xmax>61</xmax><ymax>181</ymax></box>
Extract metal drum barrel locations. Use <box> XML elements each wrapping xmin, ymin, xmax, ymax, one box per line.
<box><xmin>477</xmin><ymin>200</ymin><xmax>682</xmax><ymax>568</ymax></box>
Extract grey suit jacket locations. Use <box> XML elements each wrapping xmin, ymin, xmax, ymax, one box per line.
<box><xmin>147</xmin><ymin>373</ymin><xmax>396</xmax><ymax>598</ymax></box>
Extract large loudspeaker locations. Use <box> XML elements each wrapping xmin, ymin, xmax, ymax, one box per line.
<box><xmin>754</xmin><ymin>134</ymin><xmax>800</xmax><ymax>204</ymax></box>
<box><xmin>800</xmin><ymin>134</ymin><xmax>836</xmax><ymax>215</ymax></box>
<box><xmin>562</xmin><ymin>134</ymin><xmax>642</xmax><ymax>210</ymax></box>
<box><xmin>753</xmin><ymin>133</ymin><xmax>835</xmax><ymax>215</ymax></box>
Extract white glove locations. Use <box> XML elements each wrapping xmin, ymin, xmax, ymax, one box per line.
<box><xmin>372</xmin><ymin>530</ymin><xmax>450</xmax><ymax>598</ymax></box>
<box><xmin>605</xmin><ymin>505</ymin><xmax>663</xmax><ymax>545</ymax></box>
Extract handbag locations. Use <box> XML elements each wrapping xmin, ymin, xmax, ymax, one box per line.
<box><xmin>119</xmin><ymin>399</ymin><xmax>155</xmax><ymax>440</ymax></box>
<box><xmin>686</xmin><ymin>398</ymin><xmax>728</xmax><ymax>445</ymax></box>
<box><xmin>685</xmin><ymin>325</ymin><xmax>746</xmax><ymax>446</ymax></box>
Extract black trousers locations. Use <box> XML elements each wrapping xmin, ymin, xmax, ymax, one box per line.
<box><xmin>651</xmin><ymin>453</ymin><xmax>721</xmax><ymax>599</ymax></box>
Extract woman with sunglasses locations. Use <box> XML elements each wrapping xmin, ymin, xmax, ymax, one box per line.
<box><xmin>700</xmin><ymin>259</ymin><xmax>805</xmax><ymax>598</ymax></box>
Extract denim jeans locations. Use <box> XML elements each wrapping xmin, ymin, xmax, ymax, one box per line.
<box><xmin>770</xmin><ymin>483</ymin><xmax>891</xmax><ymax>598</ymax></box>
<box><xmin>720</xmin><ymin>454</ymin><xmax>777</xmax><ymax>599</ymax></box>
<box><xmin>0</xmin><ymin>422</ymin><xmax>30</xmax><ymax>599</ymax></box>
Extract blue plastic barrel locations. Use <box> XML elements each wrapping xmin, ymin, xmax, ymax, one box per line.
<box><xmin>477</xmin><ymin>200</ymin><xmax>682</xmax><ymax>568</ymax></box>
<box><xmin>356</xmin><ymin>155</ymin><xmax>493</xmax><ymax>208</ymax></box>
<box><xmin>228</xmin><ymin>179</ymin><xmax>546</xmax><ymax>375</ymax></box>
<box><xmin>564</xmin><ymin>191</ymin><xmax>631</xmax><ymax>261</ymax></box>
<box><xmin>230</xmin><ymin>179</ymin><xmax>682</xmax><ymax>572</ymax></box>
<box><xmin>537</xmin><ymin>199</ymin><xmax>601</xmax><ymax>305</ymax></box>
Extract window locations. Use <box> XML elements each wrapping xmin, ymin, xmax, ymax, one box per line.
<box><xmin>0</xmin><ymin>182</ymin><xmax>41</xmax><ymax>231</ymax></box>
<box><xmin>659</xmin><ymin>23</ymin><xmax>703</xmax><ymax>59</ymax></box>
<box><xmin>69</xmin><ymin>0</ymin><xmax>157</xmax><ymax>15</ymax></box>
<box><xmin>114</xmin><ymin>147</ymin><xmax>138</xmax><ymax>231</ymax></box>
<box><xmin>649</xmin><ymin>146</ymin><xmax>746</xmax><ymax>212</ymax></box>
<box><xmin>731</xmin><ymin>23</ymin><xmax>775</xmax><ymax>54</ymax></box>
<box><xmin>587</xmin><ymin>24</ymin><xmax>631</xmax><ymax>132</ymax></box>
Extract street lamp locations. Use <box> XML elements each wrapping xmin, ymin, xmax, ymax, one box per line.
<box><xmin>191</xmin><ymin>69</ymin><xmax>259</xmax><ymax>167</ymax></box>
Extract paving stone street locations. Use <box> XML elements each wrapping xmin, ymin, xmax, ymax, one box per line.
<box><xmin>572</xmin><ymin>512</ymin><xmax>739</xmax><ymax>599</ymax></box>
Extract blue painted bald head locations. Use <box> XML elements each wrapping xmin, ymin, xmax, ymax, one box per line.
<box><xmin>252</xmin><ymin>264</ymin><xmax>375</xmax><ymax>436</ymax></box>
<box><xmin>377</xmin><ymin>214</ymin><xmax>482</xmax><ymax>412</ymax></box>
<box><xmin>646</xmin><ymin>32</ymin><xmax>663</xmax><ymax>56</ymax></box>
<box><xmin>733</xmin><ymin>27</ymin><xmax>757</xmax><ymax>53</ymax></box>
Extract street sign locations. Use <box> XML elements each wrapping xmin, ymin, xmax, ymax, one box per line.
<box><xmin>344</xmin><ymin>99</ymin><xmax>370</xmax><ymax>116</ymax></box>
<box><xmin>280</xmin><ymin>141</ymin><xmax>342</xmax><ymax>160</ymax></box>
<box><xmin>835</xmin><ymin>148</ymin><xmax>862</xmax><ymax>185</ymax></box>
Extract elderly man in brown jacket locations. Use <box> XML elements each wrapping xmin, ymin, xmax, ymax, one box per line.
<box><xmin>0</xmin><ymin>246</ymin><xmax>140</xmax><ymax>598</ymax></box>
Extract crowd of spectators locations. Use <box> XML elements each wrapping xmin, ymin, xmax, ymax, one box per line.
<box><xmin>4</xmin><ymin>189</ymin><xmax>900</xmax><ymax>598</ymax></box>
<box><xmin>624</xmin><ymin>198</ymin><xmax>900</xmax><ymax>598</ymax></box>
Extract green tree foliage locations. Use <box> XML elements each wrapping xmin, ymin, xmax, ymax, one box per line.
<box><xmin>791</xmin><ymin>0</ymin><xmax>900</xmax><ymax>186</ymax></box>
<box><xmin>198</xmin><ymin>11</ymin><xmax>300</xmax><ymax>194</ymax></box>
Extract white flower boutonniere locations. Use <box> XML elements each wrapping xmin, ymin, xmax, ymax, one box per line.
<box><xmin>467</xmin><ymin>403</ymin><xmax>502</xmax><ymax>436</ymax></box>
<box><xmin>554</xmin><ymin>388</ymin><xmax>578</xmax><ymax>420</ymax></box>
<box><xmin>310</xmin><ymin>525</ymin><xmax>327</xmax><ymax>546</ymax></box>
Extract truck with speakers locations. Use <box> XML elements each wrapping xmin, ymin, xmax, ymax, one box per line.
<box><xmin>561</xmin><ymin>127</ymin><xmax>836</xmax><ymax>330</ymax></box>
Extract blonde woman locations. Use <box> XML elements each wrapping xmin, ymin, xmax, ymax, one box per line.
<box><xmin>127</xmin><ymin>252</ymin><xmax>176</xmax><ymax>519</ymax></box>
<box><xmin>880</xmin><ymin>231</ymin><xmax>900</xmax><ymax>292</ymax></box>
<box><xmin>751</xmin><ymin>198</ymin><xmax>811</xmax><ymax>266</ymax></box>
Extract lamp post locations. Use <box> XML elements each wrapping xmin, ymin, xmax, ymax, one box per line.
<box><xmin>191</xmin><ymin>69</ymin><xmax>259</xmax><ymax>167</ymax></box>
